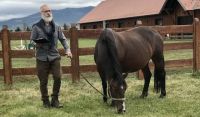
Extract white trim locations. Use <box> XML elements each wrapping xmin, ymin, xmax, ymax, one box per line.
<box><xmin>111</xmin><ymin>97</ymin><xmax>126</xmax><ymax>101</ymax></box>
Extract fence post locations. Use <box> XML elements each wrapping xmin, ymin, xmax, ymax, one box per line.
<box><xmin>135</xmin><ymin>20</ymin><xmax>144</xmax><ymax>79</ymax></box>
<box><xmin>193</xmin><ymin>18</ymin><xmax>200</xmax><ymax>72</ymax></box>
<box><xmin>1</xmin><ymin>26</ymin><xmax>12</xmax><ymax>84</ymax></box>
<box><xmin>69</xmin><ymin>26</ymin><xmax>80</xmax><ymax>82</ymax></box>
<box><xmin>136</xmin><ymin>70</ymin><xmax>144</xmax><ymax>80</ymax></box>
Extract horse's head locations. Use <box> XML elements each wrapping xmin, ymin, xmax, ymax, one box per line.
<box><xmin>109</xmin><ymin>73</ymin><xmax>128</xmax><ymax>113</ymax></box>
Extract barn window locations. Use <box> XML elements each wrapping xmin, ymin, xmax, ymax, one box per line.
<box><xmin>177</xmin><ymin>16</ymin><xmax>193</xmax><ymax>25</ymax></box>
<box><xmin>177</xmin><ymin>16</ymin><xmax>193</xmax><ymax>37</ymax></box>
<box><xmin>106</xmin><ymin>22</ymin><xmax>109</xmax><ymax>28</ymax></box>
<box><xmin>93</xmin><ymin>25</ymin><xmax>97</xmax><ymax>29</ymax></box>
<box><xmin>83</xmin><ymin>26</ymin><xmax>87</xmax><ymax>29</ymax></box>
<box><xmin>118</xmin><ymin>22</ymin><xmax>123</xmax><ymax>28</ymax></box>
<box><xmin>155</xmin><ymin>18</ymin><xmax>163</xmax><ymax>25</ymax></box>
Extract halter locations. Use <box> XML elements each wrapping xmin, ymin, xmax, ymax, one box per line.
<box><xmin>111</xmin><ymin>97</ymin><xmax>126</xmax><ymax>101</ymax></box>
<box><xmin>108</xmin><ymin>79</ymin><xmax>126</xmax><ymax>101</ymax></box>
<box><xmin>81</xmin><ymin>73</ymin><xmax>126</xmax><ymax>101</ymax></box>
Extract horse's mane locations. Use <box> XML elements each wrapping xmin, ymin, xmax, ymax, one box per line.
<box><xmin>100</xmin><ymin>28</ymin><xmax>123</xmax><ymax>84</ymax></box>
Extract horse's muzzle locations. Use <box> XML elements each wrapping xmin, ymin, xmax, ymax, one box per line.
<box><xmin>118</xmin><ymin>108</ymin><xmax>126</xmax><ymax>114</ymax></box>
<box><xmin>117</xmin><ymin>101</ymin><xmax>126</xmax><ymax>114</ymax></box>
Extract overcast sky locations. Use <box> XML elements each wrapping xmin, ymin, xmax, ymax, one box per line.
<box><xmin>0</xmin><ymin>0</ymin><xmax>103</xmax><ymax>21</ymax></box>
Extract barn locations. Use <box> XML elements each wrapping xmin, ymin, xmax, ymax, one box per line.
<box><xmin>79</xmin><ymin>0</ymin><xmax>200</xmax><ymax>29</ymax></box>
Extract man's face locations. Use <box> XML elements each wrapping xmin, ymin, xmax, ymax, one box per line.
<box><xmin>40</xmin><ymin>5</ymin><xmax>53</xmax><ymax>22</ymax></box>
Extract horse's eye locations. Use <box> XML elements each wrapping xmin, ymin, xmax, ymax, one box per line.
<box><xmin>120</xmin><ymin>86</ymin><xmax>123</xmax><ymax>90</ymax></box>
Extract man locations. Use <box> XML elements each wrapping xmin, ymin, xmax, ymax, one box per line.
<box><xmin>30</xmin><ymin>4</ymin><xmax>72</xmax><ymax>108</ymax></box>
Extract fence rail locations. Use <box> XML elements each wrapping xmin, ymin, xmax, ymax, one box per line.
<box><xmin>1</xmin><ymin>18</ymin><xmax>200</xmax><ymax>84</ymax></box>
<box><xmin>0</xmin><ymin>42</ymin><xmax>193</xmax><ymax>58</ymax></box>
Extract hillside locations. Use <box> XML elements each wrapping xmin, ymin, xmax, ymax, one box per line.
<box><xmin>0</xmin><ymin>6</ymin><xmax>94</xmax><ymax>30</ymax></box>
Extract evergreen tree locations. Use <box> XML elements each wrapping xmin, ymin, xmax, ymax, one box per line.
<box><xmin>15</xmin><ymin>27</ymin><xmax>21</xmax><ymax>32</ymax></box>
<box><xmin>26</xmin><ymin>26</ymin><xmax>31</xmax><ymax>31</ymax></box>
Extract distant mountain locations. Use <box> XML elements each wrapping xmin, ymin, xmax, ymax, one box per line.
<box><xmin>0</xmin><ymin>6</ymin><xmax>94</xmax><ymax>30</ymax></box>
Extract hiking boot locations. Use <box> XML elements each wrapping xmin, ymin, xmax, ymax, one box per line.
<box><xmin>43</xmin><ymin>99</ymin><xmax>51</xmax><ymax>108</ymax></box>
<box><xmin>51</xmin><ymin>96</ymin><xmax>63</xmax><ymax>108</ymax></box>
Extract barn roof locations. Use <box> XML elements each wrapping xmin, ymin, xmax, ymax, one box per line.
<box><xmin>79</xmin><ymin>0</ymin><xmax>200</xmax><ymax>24</ymax></box>
<box><xmin>178</xmin><ymin>0</ymin><xmax>200</xmax><ymax>10</ymax></box>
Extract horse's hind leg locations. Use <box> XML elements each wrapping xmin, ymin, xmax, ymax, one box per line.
<box><xmin>140</xmin><ymin>64</ymin><xmax>152</xmax><ymax>98</ymax></box>
<box><xmin>152</xmin><ymin>53</ymin><xmax>166</xmax><ymax>98</ymax></box>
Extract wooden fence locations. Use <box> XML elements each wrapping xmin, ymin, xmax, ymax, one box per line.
<box><xmin>1</xmin><ymin>18</ymin><xmax>200</xmax><ymax>84</ymax></box>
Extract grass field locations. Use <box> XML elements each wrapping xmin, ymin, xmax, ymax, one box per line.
<box><xmin>1</xmin><ymin>69</ymin><xmax>200</xmax><ymax>117</ymax></box>
<box><xmin>0</xmin><ymin>39</ymin><xmax>198</xmax><ymax>117</ymax></box>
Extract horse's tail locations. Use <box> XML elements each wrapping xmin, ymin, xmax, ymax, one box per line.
<box><xmin>100</xmin><ymin>29</ymin><xmax>123</xmax><ymax>81</ymax></box>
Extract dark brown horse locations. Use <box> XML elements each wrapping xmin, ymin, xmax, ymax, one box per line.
<box><xmin>94</xmin><ymin>26</ymin><xmax>166</xmax><ymax>113</ymax></box>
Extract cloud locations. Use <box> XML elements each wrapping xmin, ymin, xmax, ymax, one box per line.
<box><xmin>0</xmin><ymin>0</ymin><xmax>102</xmax><ymax>21</ymax></box>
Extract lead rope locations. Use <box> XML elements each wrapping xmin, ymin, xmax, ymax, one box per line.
<box><xmin>80</xmin><ymin>73</ymin><xmax>126</xmax><ymax>101</ymax></box>
<box><xmin>80</xmin><ymin>73</ymin><xmax>110</xmax><ymax>99</ymax></box>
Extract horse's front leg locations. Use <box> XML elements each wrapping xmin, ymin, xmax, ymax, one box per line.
<box><xmin>102</xmin><ymin>79</ymin><xmax>108</xmax><ymax>102</ymax></box>
<box><xmin>140</xmin><ymin>64</ymin><xmax>152</xmax><ymax>98</ymax></box>
<box><xmin>99</xmin><ymin>72</ymin><xmax>108</xmax><ymax>103</ymax></box>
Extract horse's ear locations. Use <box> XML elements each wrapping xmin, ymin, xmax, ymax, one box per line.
<box><xmin>122</xmin><ymin>73</ymin><xmax>128</xmax><ymax>79</ymax></box>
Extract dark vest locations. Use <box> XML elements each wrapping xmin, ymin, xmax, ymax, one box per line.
<box><xmin>34</xmin><ymin>19</ymin><xmax>55</xmax><ymax>47</ymax></box>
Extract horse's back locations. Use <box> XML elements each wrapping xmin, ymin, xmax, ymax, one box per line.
<box><xmin>120</xmin><ymin>26</ymin><xmax>163</xmax><ymax>47</ymax></box>
<box><xmin>115</xmin><ymin>27</ymin><xmax>164</xmax><ymax>72</ymax></box>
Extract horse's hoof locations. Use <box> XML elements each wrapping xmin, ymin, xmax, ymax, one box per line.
<box><xmin>159</xmin><ymin>94</ymin><xmax>166</xmax><ymax>98</ymax></box>
<box><xmin>117</xmin><ymin>109</ymin><xmax>126</xmax><ymax>114</ymax></box>
<box><xmin>154</xmin><ymin>88</ymin><xmax>160</xmax><ymax>93</ymax></box>
<box><xmin>103</xmin><ymin>97</ymin><xmax>107</xmax><ymax>103</ymax></box>
<box><xmin>140</xmin><ymin>94</ymin><xmax>147</xmax><ymax>98</ymax></box>
<box><xmin>110</xmin><ymin>101</ymin><xmax>116</xmax><ymax>107</ymax></box>
<box><xmin>140</xmin><ymin>92</ymin><xmax>148</xmax><ymax>98</ymax></box>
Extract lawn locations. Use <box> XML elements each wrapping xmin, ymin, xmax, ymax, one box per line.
<box><xmin>0</xmin><ymin>69</ymin><xmax>200</xmax><ymax>117</ymax></box>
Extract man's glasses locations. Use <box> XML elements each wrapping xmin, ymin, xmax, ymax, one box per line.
<box><xmin>42</xmin><ymin>10</ymin><xmax>51</xmax><ymax>13</ymax></box>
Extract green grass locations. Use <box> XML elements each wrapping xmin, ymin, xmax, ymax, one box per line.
<box><xmin>164</xmin><ymin>49</ymin><xmax>192</xmax><ymax>60</ymax></box>
<box><xmin>79</xmin><ymin>39</ymin><xmax>96</xmax><ymax>48</ymax></box>
<box><xmin>164</xmin><ymin>39</ymin><xmax>192</xmax><ymax>43</ymax></box>
<box><xmin>1</xmin><ymin>69</ymin><xmax>200</xmax><ymax>117</ymax></box>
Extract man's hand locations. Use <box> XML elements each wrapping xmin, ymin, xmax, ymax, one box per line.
<box><xmin>65</xmin><ymin>51</ymin><xmax>72</xmax><ymax>59</ymax></box>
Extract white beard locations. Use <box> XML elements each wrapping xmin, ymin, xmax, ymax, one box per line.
<box><xmin>41</xmin><ymin>14</ymin><xmax>53</xmax><ymax>22</ymax></box>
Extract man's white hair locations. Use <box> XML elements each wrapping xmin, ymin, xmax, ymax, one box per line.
<box><xmin>40</xmin><ymin>4</ymin><xmax>50</xmax><ymax>12</ymax></box>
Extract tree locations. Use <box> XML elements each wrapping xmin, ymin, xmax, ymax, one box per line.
<box><xmin>26</xmin><ymin>26</ymin><xmax>31</xmax><ymax>31</ymax></box>
<box><xmin>63</xmin><ymin>23</ymin><xmax>70</xmax><ymax>30</ymax></box>
<box><xmin>15</xmin><ymin>27</ymin><xmax>21</xmax><ymax>32</ymax></box>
